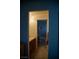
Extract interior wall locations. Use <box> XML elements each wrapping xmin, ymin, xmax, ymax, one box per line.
<box><xmin>20</xmin><ymin>1</ymin><xmax>59</xmax><ymax>59</ymax></box>
<box><xmin>29</xmin><ymin>13</ymin><xmax>37</xmax><ymax>39</ymax></box>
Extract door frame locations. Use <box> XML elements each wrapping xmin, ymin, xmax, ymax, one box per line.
<box><xmin>28</xmin><ymin>10</ymin><xmax>49</xmax><ymax>59</ymax></box>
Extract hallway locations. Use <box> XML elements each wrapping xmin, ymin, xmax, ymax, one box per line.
<box><xmin>30</xmin><ymin>45</ymin><xmax>48</xmax><ymax>59</ymax></box>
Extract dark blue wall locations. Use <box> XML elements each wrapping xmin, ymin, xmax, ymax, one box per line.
<box><xmin>37</xmin><ymin>20</ymin><xmax>47</xmax><ymax>45</ymax></box>
<box><xmin>37</xmin><ymin>20</ymin><xmax>47</xmax><ymax>36</ymax></box>
<box><xmin>20</xmin><ymin>1</ymin><xmax>59</xmax><ymax>59</ymax></box>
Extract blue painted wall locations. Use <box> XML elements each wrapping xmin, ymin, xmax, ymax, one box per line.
<box><xmin>20</xmin><ymin>1</ymin><xmax>59</xmax><ymax>59</ymax></box>
<box><xmin>37</xmin><ymin>20</ymin><xmax>47</xmax><ymax>36</ymax></box>
<box><xmin>37</xmin><ymin>20</ymin><xmax>47</xmax><ymax>45</ymax></box>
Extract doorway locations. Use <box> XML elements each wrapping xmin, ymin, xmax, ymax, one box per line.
<box><xmin>37</xmin><ymin>20</ymin><xmax>47</xmax><ymax>46</ymax></box>
<box><xmin>29</xmin><ymin>10</ymin><xmax>48</xmax><ymax>59</ymax></box>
